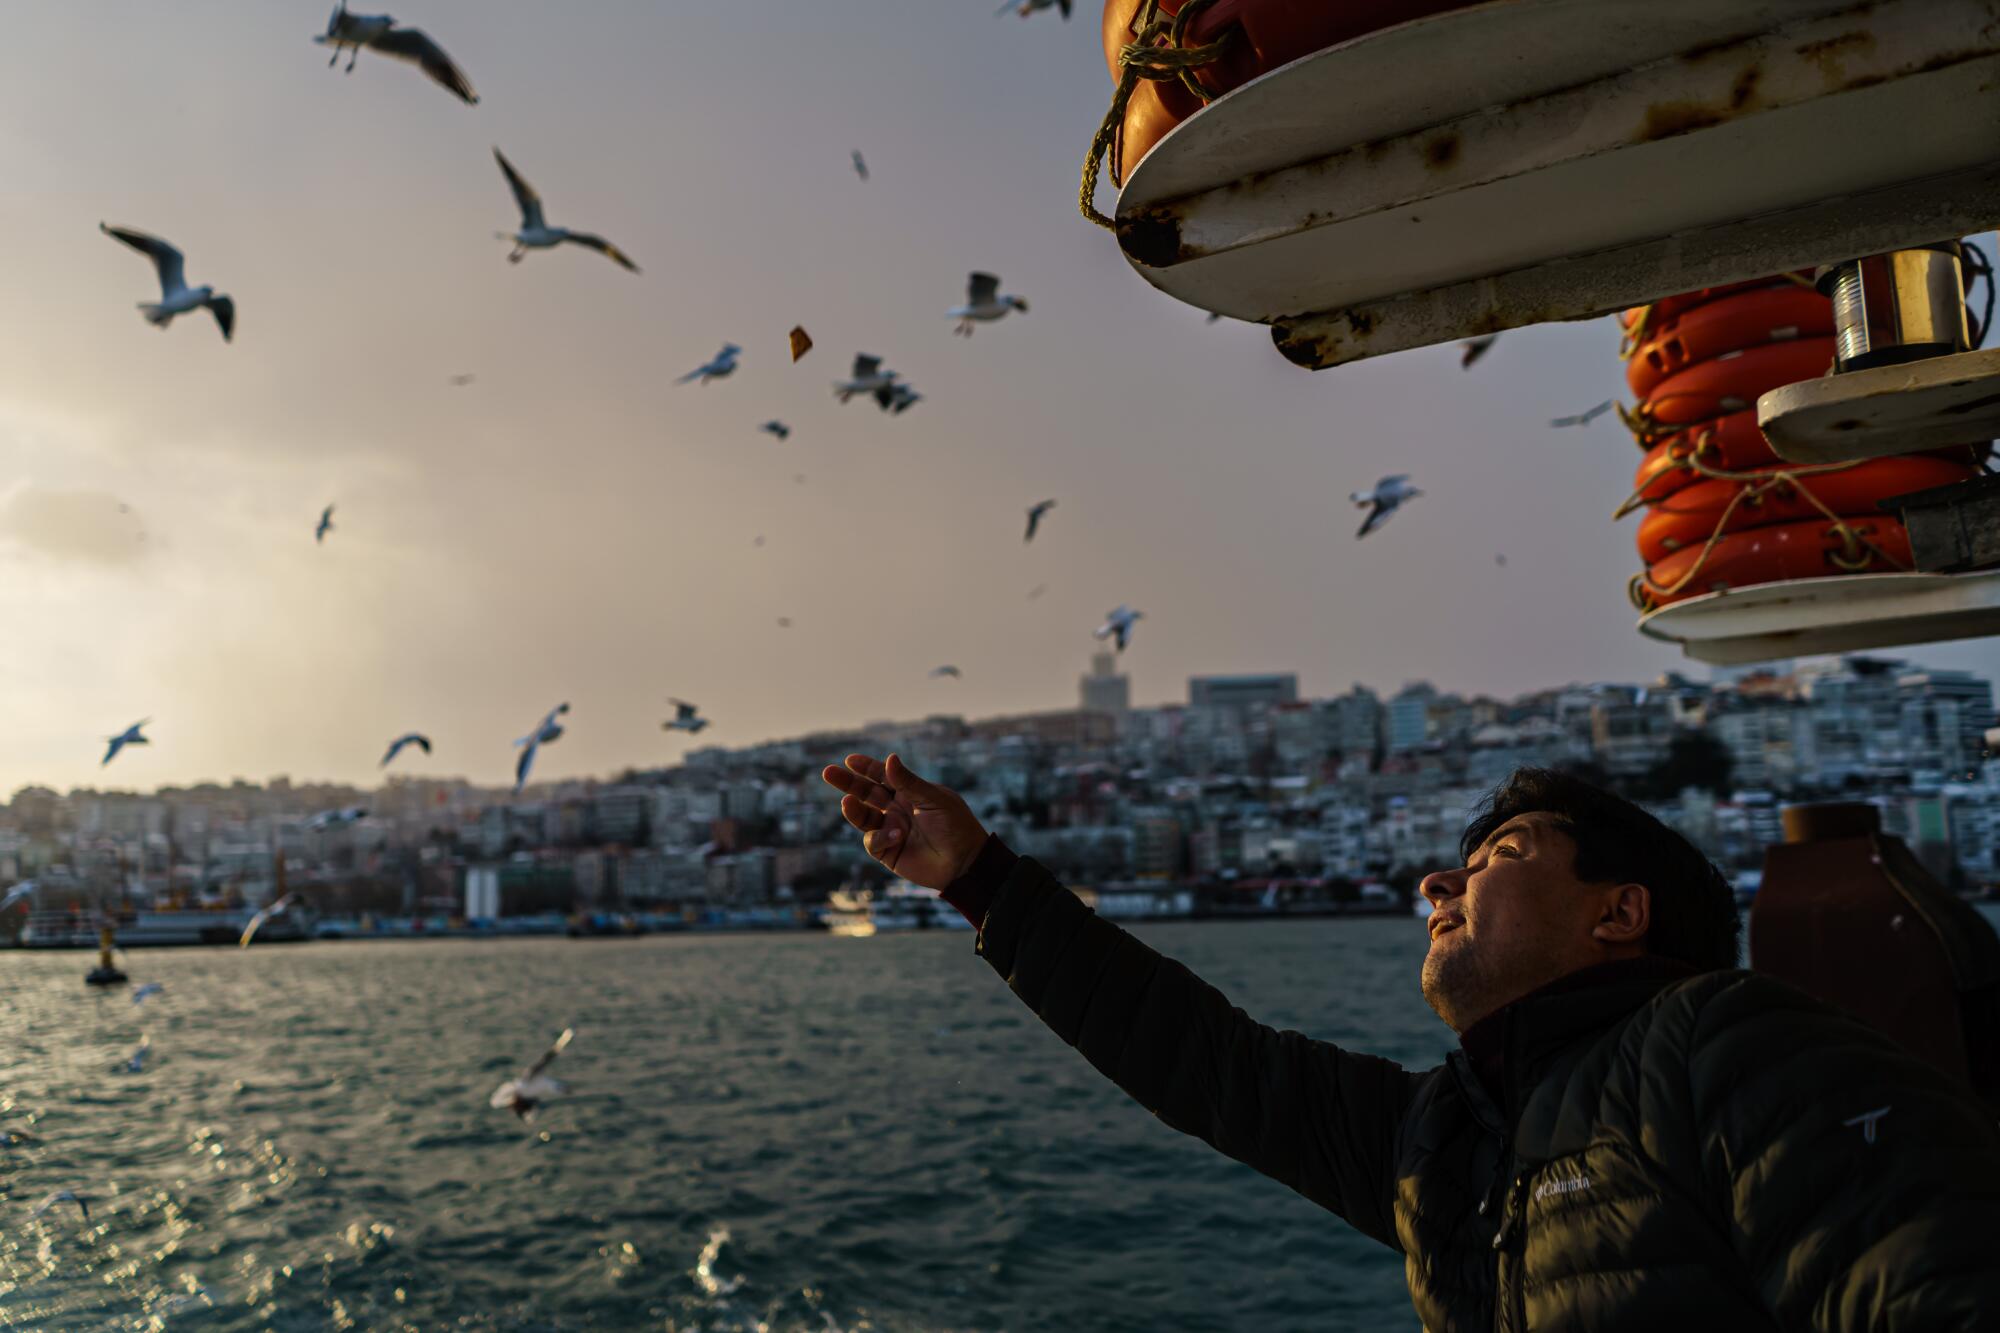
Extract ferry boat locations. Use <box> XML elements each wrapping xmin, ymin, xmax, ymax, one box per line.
<box><xmin>820</xmin><ymin>882</ymin><xmax>971</xmax><ymax>937</ymax></box>
<box><xmin>17</xmin><ymin>907</ymin><xmax>310</xmax><ymax>949</ymax></box>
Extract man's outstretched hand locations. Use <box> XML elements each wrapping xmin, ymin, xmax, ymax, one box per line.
<box><xmin>820</xmin><ymin>752</ymin><xmax>987</xmax><ymax>891</ymax></box>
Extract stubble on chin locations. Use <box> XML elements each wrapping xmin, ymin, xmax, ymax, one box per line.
<box><xmin>1420</xmin><ymin>938</ymin><xmax>1489</xmax><ymax>1033</ymax></box>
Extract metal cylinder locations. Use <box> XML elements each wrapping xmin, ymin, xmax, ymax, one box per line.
<box><xmin>1816</xmin><ymin>244</ymin><xmax>1971</xmax><ymax>373</ymax></box>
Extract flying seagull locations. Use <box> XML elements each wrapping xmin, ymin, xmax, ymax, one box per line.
<box><xmin>306</xmin><ymin>806</ymin><xmax>368</xmax><ymax>831</ymax></box>
<box><xmin>1550</xmin><ymin>399</ymin><xmax>1615</xmax><ymax>429</ymax></box>
<box><xmin>1459</xmin><ymin>334</ymin><xmax>1499</xmax><ymax>369</ymax></box>
<box><xmin>316</xmin><ymin>505</ymin><xmax>335</xmax><ymax>544</ymax></box>
<box><xmin>102</xmin><ymin>719</ymin><xmax>150</xmax><ymax>767</ymax></box>
<box><xmin>313</xmin><ymin>3</ymin><xmax>478</xmax><ymax>104</ymax></box>
<box><xmin>448</xmin><ymin>373</ymin><xmax>476</xmax><ymax>387</ymax></box>
<box><xmin>949</xmin><ymin>273</ymin><xmax>1029</xmax><ymax>336</ymax></box>
<box><xmin>100</xmin><ymin>225</ymin><xmax>234</xmax><ymax>342</ymax></box>
<box><xmin>513</xmin><ymin>702</ymin><xmax>569</xmax><ymax>793</ymax></box>
<box><xmin>1</xmin><ymin>882</ymin><xmax>36</xmax><ymax>914</ymax></box>
<box><xmin>999</xmin><ymin>0</ymin><xmax>1073</xmax><ymax>15</ymax></box>
<box><xmin>832</xmin><ymin>354</ymin><xmax>898</xmax><ymax>403</ymax></box>
<box><xmin>239</xmin><ymin>894</ymin><xmax>299</xmax><ymax>948</ymax></box>
<box><xmin>121</xmin><ymin>1037</ymin><xmax>150</xmax><ymax>1074</ymax></box>
<box><xmin>1094</xmin><ymin>605</ymin><xmax>1143</xmax><ymax>652</ymax></box>
<box><xmin>759</xmin><ymin>421</ymin><xmax>792</xmax><ymax>442</ymax></box>
<box><xmin>930</xmin><ymin>665</ymin><xmax>961</xmax><ymax>679</ymax></box>
<box><xmin>851</xmin><ymin>150</ymin><xmax>869</xmax><ymax>182</ymax></box>
<box><xmin>1024</xmin><ymin>499</ymin><xmax>1056</xmax><ymax>543</ymax></box>
<box><xmin>788</xmin><ymin>326</ymin><xmax>813</xmax><ymax>362</ymax></box>
<box><xmin>490</xmin><ymin>1027</ymin><xmax>573</xmax><ymax>1121</ymax></box>
<box><xmin>874</xmin><ymin>382</ymin><xmax>922</xmax><ymax>415</ymax></box>
<box><xmin>380</xmin><ymin>732</ymin><xmax>432</xmax><ymax>767</ymax></box>
<box><xmin>131</xmin><ymin>982</ymin><xmax>164</xmax><ymax>1006</ymax></box>
<box><xmin>30</xmin><ymin>1191</ymin><xmax>88</xmax><ymax>1222</ymax></box>
<box><xmin>677</xmin><ymin>344</ymin><xmax>741</xmax><ymax>385</ymax></box>
<box><xmin>1352</xmin><ymin>475</ymin><xmax>1422</xmax><ymax>539</ymax></box>
<box><xmin>493</xmin><ymin>149</ymin><xmax>640</xmax><ymax>272</ymax></box>
<box><xmin>664</xmin><ymin>699</ymin><xmax>708</xmax><ymax>734</ymax></box>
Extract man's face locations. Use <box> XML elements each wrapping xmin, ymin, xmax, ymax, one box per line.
<box><xmin>1417</xmin><ymin>813</ymin><xmax>1616</xmax><ymax>1033</ymax></box>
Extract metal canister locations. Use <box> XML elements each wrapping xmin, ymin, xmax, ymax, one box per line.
<box><xmin>1816</xmin><ymin>243</ymin><xmax>1971</xmax><ymax>372</ymax></box>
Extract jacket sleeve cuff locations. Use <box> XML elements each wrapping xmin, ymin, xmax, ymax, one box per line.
<box><xmin>938</xmin><ymin>833</ymin><xmax>1019</xmax><ymax>929</ymax></box>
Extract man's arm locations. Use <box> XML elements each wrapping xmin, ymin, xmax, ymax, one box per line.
<box><xmin>978</xmin><ymin>851</ymin><xmax>1421</xmax><ymax>1249</ymax></box>
<box><xmin>1688</xmin><ymin>973</ymin><xmax>2000</xmax><ymax>1329</ymax></box>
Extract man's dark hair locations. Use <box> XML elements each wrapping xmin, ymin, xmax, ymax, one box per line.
<box><xmin>1460</xmin><ymin>766</ymin><xmax>1740</xmax><ymax>971</ymax></box>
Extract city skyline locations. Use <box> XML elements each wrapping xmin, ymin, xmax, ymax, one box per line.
<box><xmin>6</xmin><ymin>3</ymin><xmax>2000</xmax><ymax>797</ymax></box>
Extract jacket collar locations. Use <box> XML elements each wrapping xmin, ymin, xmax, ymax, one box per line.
<box><xmin>1457</xmin><ymin>956</ymin><xmax>1701</xmax><ymax>1110</ymax></box>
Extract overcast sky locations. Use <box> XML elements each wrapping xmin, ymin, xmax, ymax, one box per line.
<box><xmin>2</xmin><ymin>2</ymin><xmax>1995</xmax><ymax>796</ymax></box>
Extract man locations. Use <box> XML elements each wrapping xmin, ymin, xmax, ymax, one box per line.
<box><xmin>821</xmin><ymin>755</ymin><xmax>2000</xmax><ymax>1329</ymax></box>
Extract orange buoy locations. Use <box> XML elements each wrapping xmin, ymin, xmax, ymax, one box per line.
<box><xmin>1634</xmin><ymin>455</ymin><xmax>1975</xmax><ymax>566</ymax></box>
<box><xmin>1637</xmin><ymin>517</ymin><xmax>1913</xmax><ymax>610</ymax></box>
<box><xmin>1624</xmin><ymin>284</ymin><xmax>1835</xmax><ymax>400</ymax></box>
<box><xmin>1102</xmin><ymin>0</ymin><xmax>1484</xmax><ymax>184</ymax></box>
<box><xmin>1629</xmin><ymin>410</ymin><xmax>1779</xmax><ymax>506</ymax></box>
<box><xmin>1618</xmin><ymin>274</ymin><xmax>1813</xmax><ymax>340</ymax></box>
<box><xmin>1639</xmin><ymin>336</ymin><xmax>1836</xmax><ymax>430</ymax></box>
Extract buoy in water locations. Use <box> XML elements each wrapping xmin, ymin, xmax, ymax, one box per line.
<box><xmin>85</xmin><ymin>923</ymin><xmax>126</xmax><ymax>987</ymax></box>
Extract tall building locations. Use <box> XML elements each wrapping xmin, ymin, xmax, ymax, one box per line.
<box><xmin>1189</xmin><ymin>674</ymin><xmax>1299</xmax><ymax>710</ymax></box>
<box><xmin>1080</xmin><ymin>652</ymin><xmax>1130</xmax><ymax>715</ymax></box>
<box><xmin>1387</xmin><ymin>683</ymin><xmax>1437</xmax><ymax>754</ymax></box>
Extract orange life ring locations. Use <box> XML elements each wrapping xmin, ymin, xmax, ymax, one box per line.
<box><xmin>1625</xmin><ymin>285</ymin><xmax>1834</xmax><ymax>400</ymax></box>
<box><xmin>1637</xmin><ymin>518</ymin><xmax>1913</xmax><ymax>610</ymax></box>
<box><xmin>1630</xmin><ymin>411</ymin><xmax>1778</xmax><ymax>505</ymax></box>
<box><xmin>1634</xmin><ymin>456</ymin><xmax>1974</xmax><ymax>565</ymax></box>
<box><xmin>1102</xmin><ymin>0</ymin><xmax>1486</xmax><ymax>184</ymax></box>
<box><xmin>1640</xmin><ymin>337</ymin><xmax>1835</xmax><ymax>430</ymax></box>
<box><xmin>1618</xmin><ymin>275</ymin><xmax>1814</xmax><ymax>341</ymax></box>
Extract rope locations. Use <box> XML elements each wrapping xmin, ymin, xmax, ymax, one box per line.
<box><xmin>1080</xmin><ymin>0</ymin><xmax>1236</xmax><ymax>230</ymax></box>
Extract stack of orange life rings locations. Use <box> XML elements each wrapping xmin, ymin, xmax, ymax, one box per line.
<box><xmin>1098</xmin><ymin>0</ymin><xmax>1485</xmax><ymax>186</ymax></box>
<box><xmin>1620</xmin><ymin>275</ymin><xmax>1983</xmax><ymax>611</ymax></box>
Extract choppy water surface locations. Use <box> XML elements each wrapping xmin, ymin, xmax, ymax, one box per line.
<box><xmin>0</xmin><ymin>919</ymin><xmax>1449</xmax><ymax>1331</ymax></box>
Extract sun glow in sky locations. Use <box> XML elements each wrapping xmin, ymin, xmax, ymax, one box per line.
<box><xmin>4</xmin><ymin>2</ymin><xmax>1996</xmax><ymax>796</ymax></box>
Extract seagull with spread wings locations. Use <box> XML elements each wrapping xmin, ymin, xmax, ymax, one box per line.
<box><xmin>490</xmin><ymin>1028</ymin><xmax>573</xmax><ymax>1121</ymax></box>
<box><xmin>102</xmin><ymin>719</ymin><xmax>150</xmax><ymax>768</ymax></box>
<box><xmin>999</xmin><ymin>0</ymin><xmax>1073</xmax><ymax>16</ymax></box>
<box><xmin>239</xmin><ymin>894</ymin><xmax>299</xmax><ymax>948</ymax></box>
<box><xmin>759</xmin><ymin>421</ymin><xmax>792</xmax><ymax>442</ymax></box>
<box><xmin>664</xmin><ymin>699</ymin><xmax>709</xmax><ymax>734</ymax></box>
<box><xmin>930</xmin><ymin>665</ymin><xmax>961</xmax><ymax>679</ymax></box>
<box><xmin>100</xmin><ymin>225</ymin><xmax>234</xmax><ymax>342</ymax></box>
<box><xmin>948</xmin><ymin>273</ymin><xmax>1029</xmax><ymax>336</ymax></box>
<box><xmin>1550</xmin><ymin>399</ymin><xmax>1615</xmax><ymax>429</ymax></box>
<box><xmin>874</xmin><ymin>382</ymin><xmax>922</xmax><ymax>415</ymax></box>
<box><xmin>316</xmin><ymin>505</ymin><xmax>335</xmax><ymax>544</ymax></box>
<box><xmin>677</xmin><ymin>344</ymin><xmax>741</xmax><ymax>385</ymax></box>
<box><xmin>513</xmin><ymin>702</ymin><xmax>569</xmax><ymax>793</ymax></box>
<box><xmin>381</xmin><ymin>732</ymin><xmax>431</xmax><ymax>767</ymax></box>
<box><xmin>1094</xmin><ymin>605</ymin><xmax>1144</xmax><ymax>652</ymax></box>
<box><xmin>1024</xmin><ymin>499</ymin><xmax>1056</xmax><ymax>543</ymax></box>
<box><xmin>493</xmin><ymin>149</ymin><xmax>640</xmax><ymax>272</ymax></box>
<box><xmin>851</xmin><ymin>150</ymin><xmax>869</xmax><ymax>182</ymax></box>
<box><xmin>1352</xmin><ymin>475</ymin><xmax>1422</xmax><ymax>539</ymax></box>
<box><xmin>313</xmin><ymin>3</ymin><xmax>478</xmax><ymax>104</ymax></box>
<box><xmin>1459</xmin><ymin>334</ymin><xmax>1498</xmax><ymax>369</ymax></box>
<box><xmin>832</xmin><ymin>354</ymin><xmax>898</xmax><ymax>403</ymax></box>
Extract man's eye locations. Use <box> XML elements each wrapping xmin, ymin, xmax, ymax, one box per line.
<box><xmin>1495</xmin><ymin>843</ymin><xmax>1522</xmax><ymax>857</ymax></box>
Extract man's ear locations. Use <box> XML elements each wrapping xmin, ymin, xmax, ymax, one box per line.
<box><xmin>1591</xmin><ymin>882</ymin><xmax>1650</xmax><ymax>948</ymax></box>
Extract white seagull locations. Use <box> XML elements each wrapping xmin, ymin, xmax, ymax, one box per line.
<box><xmin>1024</xmin><ymin>499</ymin><xmax>1056</xmax><ymax>543</ymax></box>
<box><xmin>316</xmin><ymin>505</ymin><xmax>335</xmax><ymax>544</ymax></box>
<box><xmin>1352</xmin><ymin>475</ymin><xmax>1422</xmax><ymax>539</ymax></box>
<box><xmin>30</xmin><ymin>1191</ymin><xmax>88</xmax><ymax>1222</ymax></box>
<box><xmin>313</xmin><ymin>3</ymin><xmax>478</xmax><ymax>104</ymax></box>
<box><xmin>832</xmin><ymin>354</ymin><xmax>898</xmax><ymax>403</ymax></box>
<box><xmin>874</xmin><ymin>382</ymin><xmax>922</xmax><ymax>415</ymax></box>
<box><xmin>240</xmin><ymin>893</ymin><xmax>300</xmax><ymax>947</ymax></box>
<box><xmin>122</xmin><ymin>1037</ymin><xmax>150</xmax><ymax>1074</ymax></box>
<box><xmin>0</xmin><ymin>881</ymin><xmax>36</xmax><ymax>915</ymax></box>
<box><xmin>493</xmin><ymin>149</ymin><xmax>640</xmax><ymax>273</ymax></box>
<box><xmin>381</xmin><ymin>732</ymin><xmax>432</xmax><ymax>767</ymax></box>
<box><xmin>513</xmin><ymin>702</ymin><xmax>570</xmax><ymax>793</ymax></box>
<box><xmin>100</xmin><ymin>224</ymin><xmax>235</xmax><ymax>342</ymax></box>
<box><xmin>307</xmin><ymin>806</ymin><xmax>368</xmax><ymax>831</ymax></box>
<box><xmin>930</xmin><ymin>665</ymin><xmax>961</xmax><ymax>679</ymax></box>
<box><xmin>131</xmin><ymin>982</ymin><xmax>165</xmax><ymax>1006</ymax></box>
<box><xmin>1550</xmin><ymin>399</ymin><xmax>1615</xmax><ymax>429</ymax></box>
<box><xmin>102</xmin><ymin>719</ymin><xmax>150</xmax><ymax>767</ymax></box>
<box><xmin>999</xmin><ymin>0</ymin><xmax>1072</xmax><ymax>15</ymax></box>
<box><xmin>949</xmin><ymin>273</ymin><xmax>1029</xmax><ymax>336</ymax></box>
<box><xmin>664</xmin><ymin>699</ymin><xmax>708</xmax><ymax>734</ymax></box>
<box><xmin>677</xmin><ymin>344</ymin><xmax>742</xmax><ymax>385</ymax></box>
<box><xmin>1094</xmin><ymin>605</ymin><xmax>1144</xmax><ymax>652</ymax></box>
<box><xmin>759</xmin><ymin>421</ymin><xmax>792</xmax><ymax>442</ymax></box>
<box><xmin>490</xmin><ymin>1027</ymin><xmax>573</xmax><ymax>1121</ymax></box>
<box><xmin>851</xmin><ymin>150</ymin><xmax>869</xmax><ymax>182</ymax></box>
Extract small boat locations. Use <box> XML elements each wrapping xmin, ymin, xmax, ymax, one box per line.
<box><xmin>821</xmin><ymin>882</ymin><xmax>971</xmax><ymax>937</ymax></box>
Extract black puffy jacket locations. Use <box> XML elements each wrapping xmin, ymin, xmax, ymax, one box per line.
<box><xmin>976</xmin><ymin>856</ymin><xmax>2000</xmax><ymax>1330</ymax></box>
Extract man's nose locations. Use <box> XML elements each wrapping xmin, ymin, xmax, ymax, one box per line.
<box><xmin>1419</xmin><ymin>867</ymin><xmax>1467</xmax><ymax>910</ymax></box>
